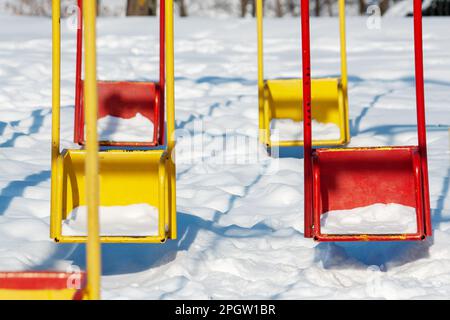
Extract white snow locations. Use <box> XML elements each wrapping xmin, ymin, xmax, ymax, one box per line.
<box><xmin>95</xmin><ymin>113</ymin><xmax>155</xmax><ymax>142</ymax></box>
<box><xmin>62</xmin><ymin>204</ymin><xmax>159</xmax><ymax>236</ymax></box>
<box><xmin>0</xmin><ymin>16</ymin><xmax>449</xmax><ymax>300</ymax></box>
<box><xmin>321</xmin><ymin>203</ymin><xmax>418</xmax><ymax>235</ymax></box>
<box><xmin>270</xmin><ymin>118</ymin><xmax>341</xmax><ymax>141</ymax></box>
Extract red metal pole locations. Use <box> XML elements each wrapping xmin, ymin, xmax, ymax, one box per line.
<box><xmin>413</xmin><ymin>0</ymin><xmax>432</xmax><ymax>236</ymax></box>
<box><xmin>159</xmin><ymin>0</ymin><xmax>166</xmax><ymax>145</ymax></box>
<box><xmin>74</xmin><ymin>0</ymin><xmax>83</xmax><ymax>143</ymax></box>
<box><xmin>301</xmin><ymin>0</ymin><xmax>313</xmax><ymax>238</ymax></box>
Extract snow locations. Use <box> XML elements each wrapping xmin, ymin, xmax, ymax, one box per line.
<box><xmin>270</xmin><ymin>119</ymin><xmax>341</xmax><ymax>142</ymax></box>
<box><xmin>0</xmin><ymin>16</ymin><xmax>449</xmax><ymax>299</ymax></box>
<box><xmin>321</xmin><ymin>203</ymin><xmax>418</xmax><ymax>235</ymax></box>
<box><xmin>62</xmin><ymin>204</ymin><xmax>159</xmax><ymax>237</ymax></box>
<box><xmin>96</xmin><ymin>114</ymin><xmax>155</xmax><ymax>142</ymax></box>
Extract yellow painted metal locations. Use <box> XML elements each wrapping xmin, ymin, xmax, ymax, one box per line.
<box><xmin>0</xmin><ymin>289</ymin><xmax>82</xmax><ymax>300</ymax></box>
<box><xmin>166</xmin><ymin>0</ymin><xmax>177</xmax><ymax>239</ymax></box>
<box><xmin>83</xmin><ymin>0</ymin><xmax>101</xmax><ymax>300</ymax></box>
<box><xmin>257</xmin><ymin>0</ymin><xmax>264</xmax><ymax>134</ymax></box>
<box><xmin>53</xmin><ymin>149</ymin><xmax>171</xmax><ymax>243</ymax></box>
<box><xmin>256</xmin><ymin>0</ymin><xmax>350</xmax><ymax>148</ymax></box>
<box><xmin>50</xmin><ymin>0</ymin><xmax>60</xmax><ymax>240</ymax></box>
<box><xmin>50</xmin><ymin>1</ymin><xmax>177</xmax><ymax>244</ymax></box>
<box><xmin>261</xmin><ymin>78</ymin><xmax>348</xmax><ymax>147</ymax></box>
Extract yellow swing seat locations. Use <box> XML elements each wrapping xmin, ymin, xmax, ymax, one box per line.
<box><xmin>50</xmin><ymin>149</ymin><xmax>176</xmax><ymax>243</ymax></box>
<box><xmin>256</xmin><ymin>0</ymin><xmax>350</xmax><ymax>149</ymax></box>
<box><xmin>261</xmin><ymin>78</ymin><xmax>348</xmax><ymax>148</ymax></box>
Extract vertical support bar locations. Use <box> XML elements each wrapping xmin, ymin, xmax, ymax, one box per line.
<box><xmin>74</xmin><ymin>0</ymin><xmax>83</xmax><ymax>143</ymax></box>
<box><xmin>301</xmin><ymin>0</ymin><xmax>313</xmax><ymax>238</ymax></box>
<box><xmin>338</xmin><ymin>0</ymin><xmax>347</xmax><ymax>94</ymax></box>
<box><xmin>413</xmin><ymin>0</ymin><xmax>432</xmax><ymax>236</ymax></box>
<box><xmin>159</xmin><ymin>0</ymin><xmax>166</xmax><ymax>145</ymax></box>
<box><xmin>256</xmin><ymin>0</ymin><xmax>265</xmax><ymax>142</ymax></box>
<box><xmin>50</xmin><ymin>0</ymin><xmax>61</xmax><ymax>238</ymax></box>
<box><xmin>338</xmin><ymin>0</ymin><xmax>350</xmax><ymax>144</ymax></box>
<box><xmin>166</xmin><ymin>0</ymin><xmax>177</xmax><ymax>239</ymax></box>
<box><xmin>83</xmin><ymin>0</ymin><xmax>101</xmax><ymax>300</ymax></box>
<box><xmin>166</xmin><ymin>0</ymin><xmax>175</xmax><ymax>155</ymax></box>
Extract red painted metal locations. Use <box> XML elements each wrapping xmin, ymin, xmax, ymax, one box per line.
<box><xmin>76</xmin><ymin>81</ymin><xmax>160</xmax><ymax>146</ymax></box>
<box><xmin>414</xmin><ymin>0</ymin><xmax>432</xmax><ymax>236</ymax></box>
<box><xmin>0</xmin><ymin>271</ymin><xmax>86</xmax><ymax>300</ymax></box>
<box><xmin>74</xmin><ymin>0</ymin><xmax>83</xmax><ymax>144</ymax></box>
<box><xmin>301</xmin><ymin>0</ymin><xmax>313</xmax><ymax>238</ymax></box>
<box><xmin>74</xmin><ymin>1</ymin><xmax>166</xmax><ymax>147</ymax></box>
<box><xmin>301</xmin><ymin>0</ymin><xmax>432</xmax><ymax>242</ymax></box>
<box><xmin>312</xmin><ymin>147</ymin><xmax>428</xmax><ymax>241</ymax></box>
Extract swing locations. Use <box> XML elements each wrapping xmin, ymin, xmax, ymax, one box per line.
<box><xmin>73</xmin><ymin>0</ymin><xmax>165</xmax><ymax>147</ymax></box>
<box><xmin>50</xmin><ymin>0</ymin><xmax>176</xmax><ymax>243</ymax></box>
<box><xmin>302</xmin><ymin>0</ymin><xmax>432</xmax><ymax>241</ymax></box>
<box><xmin>257</xmin><ymin>0</ymin><xmax>350</xmax><ymax>149</ymax></box>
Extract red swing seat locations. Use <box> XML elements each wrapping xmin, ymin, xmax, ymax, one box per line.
<box><xmin>301</xmin><ymin>0</ymin><xmax>432</xmax><ymax>242</ymax></box>
<box><xmin>73</xmin><ymin>0</ymin><xmax>165</xmax><ymax>147</ymax></box>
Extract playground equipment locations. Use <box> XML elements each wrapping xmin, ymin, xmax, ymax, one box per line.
<box><xmin>257</xmin><ymin>0</ymin><xmax>350</xmax><ymax>149</ymax></box>
<box><xmin>302</xmin><ymin>0</ymin><xmax>432</xmax><ymax>241</ymax></box>
<box><xmin>0</xmin><ymin>0</ymin><xmax>101</xmax><ymax>300</ymax></box>
<box><xmin>50</xmin><ymin>0</ymin><xmax>177</xmax><ymax>243</ymax></box>
<box><xmin>73</xmin><ymin>0</ymin><xmax>165</xmax><ymax>147</ymax></box>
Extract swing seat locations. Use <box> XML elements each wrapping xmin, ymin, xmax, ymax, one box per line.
<box><xmin>74</xmin><ymin>81</ymin><xmax>164</xmax><ymax>147</ymax></box>
<box><xmin>310</xmin><ymin>146</ymin><xmax>431</xmax><ymax>242</ymax></box>
<box><xmin>260</xmin><ymin>78</ymin><xmax>350</xmax><ymax>148</ymax></box>
<box><xmin>0</xmin><ymin>272</ymin><xmax>86</xmax><ymax>300</ymax></box>
<box><xmin>50</xmin><ymin>149</ymin><xmax>176</xmax><ymax>243</ymax></box>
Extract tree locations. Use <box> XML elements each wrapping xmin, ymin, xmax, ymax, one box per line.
<box><xmin>177</xmin><ymin>0</ymin><xmax>188</xmax><ymax>17</ymax></box>
<box><xmin>324</xmin><ymin>0</ymin><xmax>333</xmax><ymax>16</ymax></box>
<box><xmin>275</xmin><ymin>0</ymin><xmax>283</xmax><ymax>17</ymax></box>
<box><xmin>149</xmin><ymin>0</ymin><xmax>157</xmax><ymax>15</ymax></box>
<box><xmin>287</xmin><ymin>0</ymin><xmax>297</xmax><ymax>16</ymax></box>
<box><xmin>241</xmin><ymin>0</ymin><xmax>249</xmax><ymax>17</ymax></box>
<box><xmin>379</xmin><ymin>0</ymin><xmax>390</xmax><ymax>15</ymax></box>
<box><xmin>127</xmin><ymin>0</ymin><xmax>150</xmax><ymax>16</ymax></box>
<box><xmin>359</xmin><ymin>0</ymin><xmax>367</xmax><ymax>15</ymax></box>
<box><xmin>315</xmin><ymin>0</ymin><xmax>321</xmax><ymax>16</ymax></box>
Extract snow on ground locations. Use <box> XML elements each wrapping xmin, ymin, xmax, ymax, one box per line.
<box><xmin>96</xmin><ymin>114</ymin><xmax>155</xmax><ymax>142</ymax></box>
<box><xmin>62</xmin><ymin>204</ymin><xmax>159</xmax><ymax>237</ymax></box>
<box><xmin>270</xmin><ymin>119</ymin><xmax>341</xmax><ymax>141</ymax></box>
<box><xmin>321</xmin><ymin>203</ymin><xmax>418</xmax><ymax>235</ymax></box>
<box><xmin>0</xmin><ymin>16</ymin><xmax>449</xmax><ymax>299</ymax></box>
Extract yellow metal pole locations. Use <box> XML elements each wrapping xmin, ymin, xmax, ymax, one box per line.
<box><xmin>83</xmin><ymin>0</ymin><xmax>101</xmax><ymax>301</ymax></box>
<box><xmin>166</xmin><ymin>0</ymin><xmax>177</xmax><ymax>239</ymax></box>
<box><xmin>166</xmin><ymin>0</ymin><xmax>175</xmax><ymax>154</ymax></box>
<box><xmin>338</xmin><ymin>0</ymin><xmax>348</xmax><ymax>93</ymax></box>
<box><xmin>256</xmin><ymin>0</ymin><xmax>265</xmax><ymax>138</ymax></box>
<box><xmin>50</xmin><ymin>0</ymin><xmax>61</xmax><ymax>238</ymax></box>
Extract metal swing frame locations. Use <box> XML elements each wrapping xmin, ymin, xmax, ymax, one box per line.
<box><xmin>302</xmin><ymin>0</ymin><xmax>432</xmax><ymax>242</ymax></box>
<box><xmin>257</xmin><ymin>0</ymin><xmax>350</xmax><ymax>149</ymax></box>
<box><xmin>50</xmin><ymin>0</ymin><xmax>177</xmax><ymax>244</ymax></box>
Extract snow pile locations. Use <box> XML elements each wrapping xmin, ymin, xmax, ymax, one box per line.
<box><xmin>321</xmin><ymin>203</ymin><xmax>418</xmax><ymax>235</ymax></box>
<box><xmin>270</xmin><ymin>118</ymin><xmax>341</xmax><ymax>142</ymax></box>
<box><xmin>62</xmin><ymin>204</ymin><xmax>159</xmax><ymax>236</ymax></box>
<box><xmin>96</xmin><ymin>113</ymin><xmax>154</xmax><ymax>142</ymax></box>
